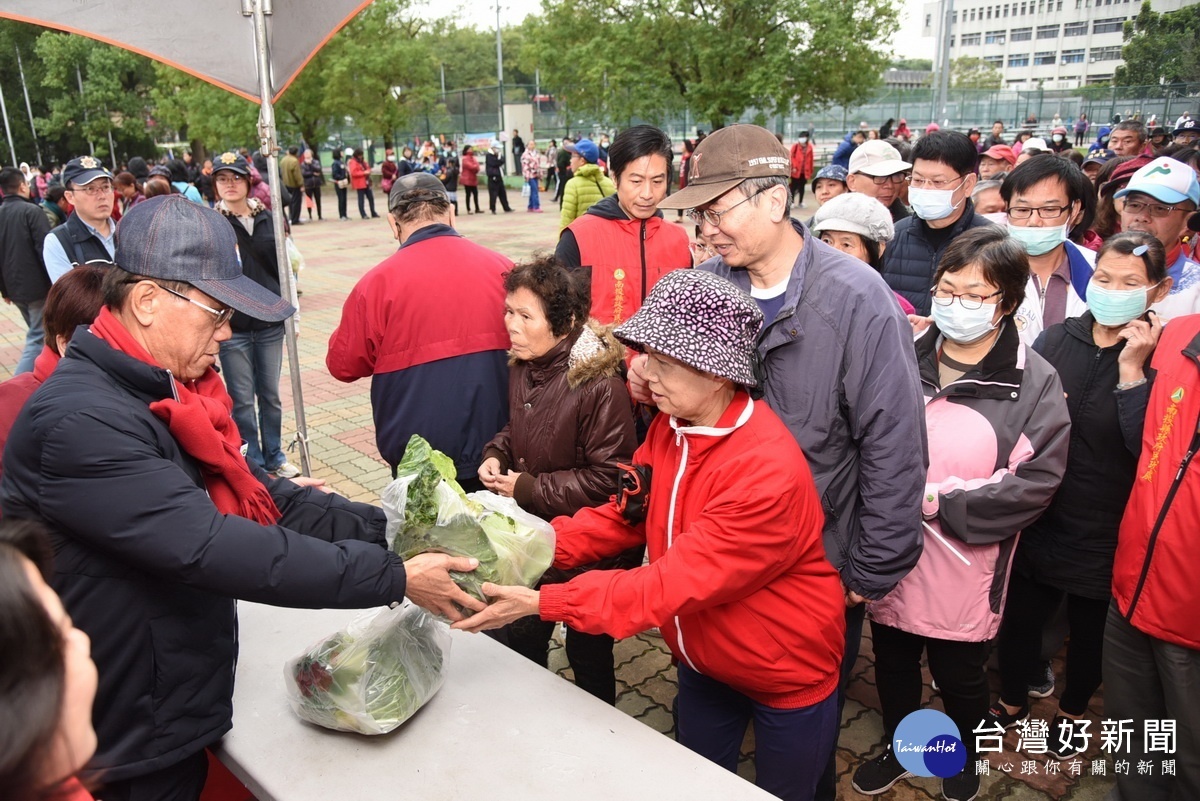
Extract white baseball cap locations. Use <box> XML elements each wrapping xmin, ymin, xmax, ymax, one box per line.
<box><xmin>848</xmin><ymin>140</ymin><xmax>911</xmax><ymax>177</ymax></box>
<box><xmin>1115</xmin><ymin>157</ymin><xmax>1200</xmax><ymax>206</ymax></box>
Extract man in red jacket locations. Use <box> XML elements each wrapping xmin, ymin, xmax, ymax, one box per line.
<box><xmin>555</xmin><ymin>125</ymin><xmax>691</xmax><ymax>326</ymax></box>
<box><xmin>326</xmin><ymin>173</ymin><xmax>511</xmax><ymax>490</ymax></box>
<box><xmin>1105</xmin><ymin>312</ymin><xmax>1200</xmax><ymax>801</ymax></box>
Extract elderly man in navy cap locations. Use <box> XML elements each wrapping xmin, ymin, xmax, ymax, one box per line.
<box><xmin>0</xmin><ymin>195</ymin><xmax>482</xmax><ymax>801</ymax></box>
<box><xmin>43</xmin><ymin>156</ymin><xmax>118</xmax><ymax>282</ymax></box>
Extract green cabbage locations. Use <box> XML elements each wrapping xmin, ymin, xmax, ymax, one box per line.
<box><xmin>384</xmin><ymin>435</ymin><xmax>555</xmax><ymax>603</ymax></box>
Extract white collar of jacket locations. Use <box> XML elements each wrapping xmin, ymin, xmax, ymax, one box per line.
<box><xmin>668</xmin><ymin>393</ymin><xmax>755</xmax><ymax>442</ymax></box>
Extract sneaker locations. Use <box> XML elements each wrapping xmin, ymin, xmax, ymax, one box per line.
<box><xmin>271</xmin><ymin>461</ymin><xmax>302</xmax><ymax>479</ymax></box>
<box><xmin>942</xmin><ymin>768</ymin><xmax>980</xmax><ymax>801</ymax></box>
<box><xmin>1047</xmin><ymin>715</ymin><xmax>1089</xmax><ymax>761</ymax></box>
<box><xmin>1028</xmin><ymin>661</ymin><xmax>1056</xmax><ymax>698</ymax></box>
<box><xmin>983</xmin><ymin>701</ymin><xmax>1029</xmax><ymax>731</ymax></box>
<box><xmin>851</xmin><ymin>747</ymin><xmax>912</xmax><ymax>795</ymax></box>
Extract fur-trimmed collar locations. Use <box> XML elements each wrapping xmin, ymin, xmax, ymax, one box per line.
<box><xmin>215</xmin><ymin>197</ymin><xmax>267</xmax><ymax>218</ymax></box>
<box><xmin>509</xmin><ymin>320</ymin><xmax>626</xmax><ymax>389</ymax></box>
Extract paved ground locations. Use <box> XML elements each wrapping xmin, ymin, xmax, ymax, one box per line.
<box><xmin>0</xmin><ymin>193</ymin><xmax>1116</xmax><ymax>800</ymax></box>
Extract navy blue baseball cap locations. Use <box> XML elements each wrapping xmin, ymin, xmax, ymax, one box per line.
<box><xmin>114</xmin><ymin>195</ymin><xmax>294</xmax><ymax>322</ymax></box>
<box><xmin>62</xmin><ymin>155</ymin><xmax>113</xmax><ymax>188</ymax></box>
<box><xmin>211</xmin><ymin>151</ymin><xmax>252</xmax><ymax>177</ymax></box>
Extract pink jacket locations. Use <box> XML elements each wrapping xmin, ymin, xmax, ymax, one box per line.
<box><xmin>869</xmin><ymin>321</ymin><xmax>1070</xmax><ymax>642</ymax></box>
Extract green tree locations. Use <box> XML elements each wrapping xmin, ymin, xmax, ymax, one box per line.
<box><xmin>34</xmin><ymin>32</ymin><xmax>157</xmax><ymax>166</ymax></box>
<box><xmin>951</xmin><ymin>56</ymin><xmax>1002</xmax><ymax>89</ymax></box>
<box><xmin>0</xmin><ymin>20</ymin><xmax>53</xmax><ymax>167</ymax></box>
<box><xmin>1114</xmin><ymin>1</ymin><xmax>1200</xmax><ymax>86</ymax></box>
<box><xmin>525</xmin><ymin>0</ymin><xmax>900</xmax><ymax>130</ymax></box>
<box><xmin>150</xmin><ymin>65</ymin><xmax>259</xmax><ymax>158</ymax></box>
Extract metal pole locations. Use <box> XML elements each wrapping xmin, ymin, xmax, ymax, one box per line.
<box><xmin>0</xmin><ymin>82</ymin><xmax>16</xmax><ymax>167</ymax></box>
<box><xmin>935</xmin><ymin>0</ymin><xmax>954</xmax><ymax>126</ymax></box>
<box><xmin>495</xmin><ymin>0</ymin><xmax>506</xmax><ymax>171</ymax></box>
<box><xmin>16</xmin><ymin>48</ymin><xmax>42</xmax><ymax>166</ymax></box>
<box><xmin>244</xmin><ymin>0</ymin><xmax>311</xmax><ymax>476</ymax></box>
<box><xmin>76</xmin><ymin>66</ymin><xmax>96</xmax><ymax>157</ymax></box>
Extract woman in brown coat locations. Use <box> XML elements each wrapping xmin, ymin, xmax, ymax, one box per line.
<box><xmin>479</xmin><ymin>256</ymin><xmax>638</xmax><ymax>703</ymax></box>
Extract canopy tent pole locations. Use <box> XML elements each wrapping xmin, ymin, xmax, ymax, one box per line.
<box><xmin>244</xmin><ymin>0</ymin><xmax>312</xmax><ymax>476</ymax></box>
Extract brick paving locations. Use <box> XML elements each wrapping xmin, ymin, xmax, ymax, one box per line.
<box><xmin>0</xmin><ymin>196</ymin><xmax>1116</xmax><ymax>799</ymax></box>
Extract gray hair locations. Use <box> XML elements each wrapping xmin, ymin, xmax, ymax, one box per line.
<box><xmin>972</xmin><ymin>179</ymin><xmax>1003</xmax><ymax>201</ymax></box>
<box><xmin>740</xmin><ymin>176</ymin><xmax>791</xmax><ymax>215</ymax></box>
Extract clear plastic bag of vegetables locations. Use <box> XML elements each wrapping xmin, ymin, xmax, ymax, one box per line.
<box><xmin>382</xmin><ymin>434</ymin><xmax>555</xmax><ymax>603</ymax></box>
<box><xmin>284</xmin><ymin>602</ymin><xmax>450</xmax><ymax>735</ymax></box>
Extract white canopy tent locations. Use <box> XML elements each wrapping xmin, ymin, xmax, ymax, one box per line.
<box><xmin>0</xmin><ymin>0</ymin><xmax>375</xmax><ymax>475</ymax></box>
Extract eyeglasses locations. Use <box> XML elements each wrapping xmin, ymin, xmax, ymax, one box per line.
<box><xmin>688</xmin><ymin>187</ymin><xmax>770</xmax><ymax>228</ymax></box>
<box><xmin>908</xmin><ymin>174</ymin><xmax>966</xmax><ymax>191</ymax></box>
<box><xmin>931</xmin><ymin>289</ymin><xmax>1003</xmax><ymax>310</ymax></box>
<box><xmin>155</xmin><ymin>283</ymin><xmax>234</xmax><ymax>328</ymax></box>
<box><xmin>1121</xmin><ymin>199</ymin><xmax>1187</xmax><ymax>219</ymax></box>
<box><xmin>866</xmin><ymin>172</ymin><xmax>910</xmax><ymax>186</ymax></box>
<box><xmin>68</xmin><ymin>181</ymin><xmax>113</xmax><ymax>196</ymax></box>
<box><xmin>214</xmin><ymin>173</ymin><xmax>245</xmax><ymax>184</ymax></box>
<box><xmin>1008</xmin><ymin>204</ymin><xmax>1072</xmax><ymax>220</ymax></box>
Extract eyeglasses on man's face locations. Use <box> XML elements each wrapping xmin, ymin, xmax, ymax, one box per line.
<box><xmin>155</xmin><ymin>283</ymin><xmax>235</xmax><ymax>328</ymax></box>
<box><xmin>688</xmin><ymin>187</ymin><xmax>771</xmax><ymax>228</ymax></box>
<box><xmin>68</xmin><ymin>180</ymin><xmax>114</xmax><ymax>197</ymax></box>
<box><xmin>866</xmin><ymin>172</ymin><xmax>909</xmax><ymax>186</ymax></box>
<box><xmin>908</xmin><ymin>174</ymin><xmax>966</xmax><ymax>191</ymax></box>
<box><xmin>1121</xmin><ymin>198</ymin><xmax>1187</xmax><ymax>219</ymax></box>
<box><xmin>1007</xmin><ymin>204</ymin><xmax>1072</xmax><ymax>220</ymax></box>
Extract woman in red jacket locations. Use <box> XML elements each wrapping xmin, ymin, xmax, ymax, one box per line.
<box><xmin>457</xmin><ymin>269</ymin><xmax>846</xmax><ymax>801</ymax></box>
<box><xmin>789</xmin><ymin>131</ymin><xmax>815</xmax><ymax>208</ymax></box>
<box><xmin>460</xmin><ymin>145</ymin><xmax>481</xmax><ymax>214</ymax></box>
<box><xmin>348</xmin><ymin>148</ymin><xmax>378</xmax><ymax>220</ymax></box>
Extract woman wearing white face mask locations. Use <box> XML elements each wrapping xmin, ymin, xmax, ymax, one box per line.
<box><xmin>988</xmin><ymin>231</ymin><xmax>1167</xmax><ymax>760</ymax></box>
<box><xmin>788</xmin><ymin>131</ymin><xmax>814</xmax><ymax>208</ymax></box>
<box><xmin>854</xmin><ymin>226</ymin><xmax>1071</xmax><ymax>801</ymax></box>
<box><xmin>1001</xmin><ymin>156</ymin><xmax>1099</xmax><ymax>346</ymax></box>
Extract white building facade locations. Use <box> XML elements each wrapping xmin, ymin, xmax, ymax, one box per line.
<box><xmin>922</xmin><ymin>0</ymin><xmax>1195</xmax><ymax>89</ymax></box>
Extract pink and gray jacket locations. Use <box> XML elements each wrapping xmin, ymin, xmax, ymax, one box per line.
<box><xmin>869</xmin><ymin>320</ymin><xmax>1071</xmax><ymax>642</ymax></box>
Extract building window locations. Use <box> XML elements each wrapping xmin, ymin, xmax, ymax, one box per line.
<box><xmin>970</xmin><ymin>9</ymin><xmax>977</xmax><ymax>20</ymax></box>
<box><xmin>1064</xmin><ymin>21</ymin><xmax>1088</xmax><ymax>35</ymax></box>
<box><xmin>984</xmin><ymin>55</ymin><xmax>1005</xmax><ymax>66</ymax></box>
<box><xmin>950</xmin><ymin>35</ymin><xmax>956</xmax><ymax>47</ymax></box>
<box><xmin>1090</xmin><ymin>45</ymin><xmax>1123</xmax><ymax>61</ymax></box>
<box><xmin>1035</xmin><ymin>51</ymin><xmax>1057</xmax><ymax>65</ymax></box>
<box><xmin>1087</xmin><ymin>73</ymin><xmax>1114</xmax><ymax>84</ymax></box>
<box><xmin>1061</xmin><ymin>48</ymin><xmax>1085</xmax><ymax>63</ymax></box>
<box><xmin>962</xmin><ymin>32</ymin><xmax>982</xmax><ymax>46</ymax></box>
<box><xmin>1012</xmin><ymin>26</ymin><xmax>1033</xmax><ymax>40</ymax></box>
<box><xmin>1093</xmin><ymin>17</ymin><xmax>1125</xmax><ymax>33</ymax></box>
<box><xmin>1008</xmin><ymin>53</ymin><xmax>1031</xmax><ymax>67</ymax></box>
<box><xmin>1037</xmin><ymin>24</ymin><xmax>1060</xmax><ymax>38</ymax></box>
<box><xmin>986</xmin><ymin>30</ymin><xmax>1006</xmax><ymax>44</ymax></box>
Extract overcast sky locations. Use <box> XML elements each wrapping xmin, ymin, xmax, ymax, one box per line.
<box><xmin>431</xmin><ymin>0</ymin><xmax>936</xmax><ymax>62</ymax></box>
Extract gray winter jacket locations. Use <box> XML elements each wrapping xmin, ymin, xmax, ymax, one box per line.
<box><xmin>702</xmin><ymin>221</ymin><xmax>928</xmax><ymax>600</ymax></box>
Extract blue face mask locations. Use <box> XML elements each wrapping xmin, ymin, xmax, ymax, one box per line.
<box><xmin>1088</xmin><ymin>282</ymin><xmax>1157</xmax><ymax>326</ymax></box>
<box><xmin>909</xmin><ymin>179</ymin><xmax>967</xmax><ymax>221</ymax></box>
<box><xmin>1008</xmin><ymin>221</ymin><xmax>1069</xmax><ymax>256</ymax></box>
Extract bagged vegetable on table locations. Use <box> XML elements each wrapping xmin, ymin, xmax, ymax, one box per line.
<box><xmin>382</xmin><ymin>434</ymin><xmax>555</xmax><ymax>603</ymax></box>
<box><xmin>285</xmin><ymin>602</ymin><xmax>450</xmax><ymax>735</ymax></box>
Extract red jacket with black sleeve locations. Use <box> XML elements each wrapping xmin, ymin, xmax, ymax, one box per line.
<box><xmin>1113</xmin><ymin>314</ymin><xmax>1200</xmax><ymax>649</ymax></box>
<box><xmin>538</xmin><ymin>392</ymin><xmax>845</xmax><ymax>709</ymax></box>
<box><xmin>555</xmin><ymin>196</ymin><xmax>691</xmax><ymax>326</ymax></box>
<box><xmin>325</xmin><ymin>225</ymin><xmax>512</xmax><ymax>476</ymax></box>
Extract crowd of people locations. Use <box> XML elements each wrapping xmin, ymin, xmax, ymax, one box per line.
<box><xmin>1</xmin><ymin>110</ymin><xmax>1199</xmax><ymax>801</ymax></box>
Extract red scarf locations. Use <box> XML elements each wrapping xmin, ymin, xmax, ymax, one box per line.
<box><xmin>90</xmin><ymin>307</ymin><xmax>281</xmax><ymax>526</ymax></box>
